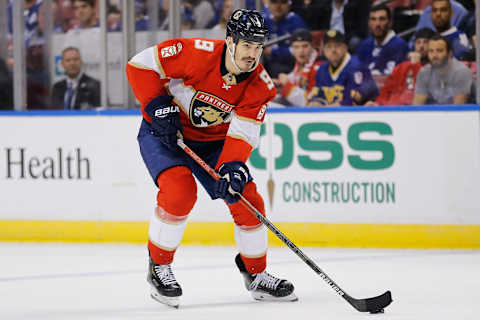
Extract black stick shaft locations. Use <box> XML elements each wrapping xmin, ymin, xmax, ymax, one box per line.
<box><xmin>177</xmin><ymin>138</ymin><xmax>391</xmax><ymax>312</ymax></box>
<box><xmin>236</xmin><ymin>193</ymin><xmax>348</xmax><ymax>298</ymax></box>
<box><xmin>178</xmin><ymin>140</ymin><xmax>347</xmax><ymax>295</ymax></box>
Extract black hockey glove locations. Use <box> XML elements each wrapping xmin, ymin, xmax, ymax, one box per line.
<box><xmin>214</xmin><ymin>161</ymin><xmax>252</xmax><ymax>204</ymax></box>
<box><xmin>145</xmin><ymin>95</ymin><xmax>183</xmax><ymax>151</ymax></box>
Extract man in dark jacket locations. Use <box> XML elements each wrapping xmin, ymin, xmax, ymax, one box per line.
<box><xmin>52</xmin><ymin>47</ymin><xmax>100</xmax><ymax>110</ymax></box>
<box><xmin>291</xmin><ymin>0</ymin><xmax>370</xmax><ymax>50</ymax></box>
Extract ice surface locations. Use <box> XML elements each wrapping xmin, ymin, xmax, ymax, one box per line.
<box><xmin>0</xmin><ymin>243</ymin><xmax>479</xmax><ymax>320</ymax></box>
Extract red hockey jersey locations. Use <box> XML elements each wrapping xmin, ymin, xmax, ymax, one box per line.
<box><xmin>126</xmin><ymin>38</ymin><xmax>276</xmax><ymax>165</ymax></box>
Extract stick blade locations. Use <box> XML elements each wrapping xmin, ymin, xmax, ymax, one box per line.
<box><xmin>365</xmin><ymin>290</ymin><xmax>392</xmax><ymax>313</ymax></box>
<box><xmin>347</xmin><ymin>290</ymin><xmax>393</xmax><ymax>313</ymax></box>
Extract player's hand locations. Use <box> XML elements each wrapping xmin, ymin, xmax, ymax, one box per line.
<box><xmin>214</xmin><ymin>161</ymin><xmax>252</xmax><ymax>204</ymax></box>
<box><xmin>145</xmin><ymin>95</ymin><xmax>183</xmax><ymax>151</ymax></box>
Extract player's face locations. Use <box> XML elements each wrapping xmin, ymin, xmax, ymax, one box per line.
<box><xmin>61</xmin><ymin>49</ymin><xmax>82</xmax><ymax>78</ymax></box>
<box><xmin>428</xmin><ymin>39</ymin><xmax>450</xmax><ymax>67</ymax></box>
<box><xmin>291</xmin><ymin>41</ymin><xmax>313</xmax><ymax>65</ymax></box>
<box><xmin>414</xmin><ymin>37</ymin><xmax>429</xmax><ymax>58</ymax></box>
<box><xmin>234</xmin><ymin>39</ymin><xmax>263</xmax><ymax>71</ymax></box>
<box><xmin>368</xmin><ymin>9</ymin><xmax>390</xmax><ymax>39</ymax></box>
<box><xmin>431</xmin><ymin>0</ymin><xmax>452</xmax><ymax>30</ymax></box>
<box><xmin>323</xmin><ymin>41</ymin><xmax>347</xmax><ymax>67</ymax></box>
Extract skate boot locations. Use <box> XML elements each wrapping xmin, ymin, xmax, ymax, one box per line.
<box><xmin>235</xmin><ymin>254</ymin><xmax>298</xmax><ymax>302</ymax></box>
<box><xmin>147</xmin><ymin>256</ymin><xmax>182</xmax><ymax>308</ymax></box>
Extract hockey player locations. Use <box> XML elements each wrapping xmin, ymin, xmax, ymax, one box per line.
<box><xmin>126</xmin><ymin>9</ymin><xmax>296</xmax><ymax>308</ymax></box>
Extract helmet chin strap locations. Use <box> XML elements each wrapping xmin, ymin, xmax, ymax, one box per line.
<box><xmin>225</xmin><ymin>39</ymin><xmax>261</xmax><ymax>74</ymax></box>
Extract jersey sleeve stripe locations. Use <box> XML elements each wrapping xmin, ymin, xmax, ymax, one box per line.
<box><xmin>127</xmin><ymin>61</ymin><xmax>154</xmax><ymax>71</ymax></box>
<box><xmin>227</xmin><ymin>133</ymin><xmax>250</xmax><ymax>144</ymax></box>
<box><xmin>129</xmin><ymin>46</ymin><xmax>163</xmax><ymax>76</ymax></box>
<box><xmin>235</xmin><ymin>114</ymin><xmax>262</xmax><ymax>125</ymax></box>
<box><xmin>153</xmin><ymin>46</ymin><xmax>167</xmax><ymax>79</ymax></box>
<box><xmin>228</xmin><ymin>115</ymin><xmax>261</xmax><ymax>148</ymax></box>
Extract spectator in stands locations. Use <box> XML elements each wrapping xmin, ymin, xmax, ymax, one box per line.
<box><xmin>38</xmin><ymin>0</ymin><xmax>73</xmax><ymax>33</ymax></box>
<box><xmin>429</xmin><ymin>0</ymin><xmax>470</xmax><ymax>59</ymax></box>
<box><xmin>293</xmin><ymin>0</ymin><xmax>370</xmax><ymax>52</ymax></box>
<box><xmin>308</xmin><ymin>30</ymin><xmax>378</xmax><ymax>106</ymax></box>
<box><xmin>212</xmin><ymin>0</ymin><xmax>235</xmax><ymax>31</ymax></box>
<box><xmin>26</xmin><ymin>35</ymin><xmax>51</xmax><ymax>110</ymax></box>
<box><xmin>289</xmin><ymin>0</ymin><xmax>324</xmax><ymax>30</ymax></box>
<box><xmin>275</xmin><ymin>29</ymin><xmax>324</xmax><ymax>106</ymax></box>
<box><xmin>412</xmin><ymin>35</ymin><xmax>472</xmax><ymax>105</ymax></box>
<box><xmin>106</xmin><ymin>1</ymin><xmax>150</xmax><ymax>32</ymax></box>
<box><xmin>8</xmin><ymin>0</ymin><xmax>43</xmax><ymax>46</ymax></box>
<box><xmin>72</xmin><ymin>0</ymin><xmax>99</xmax><ymax>29</ymax></box>
<box><xmin>184</xmin><ymin>0</ymin><xmax>215</xmax><ymax>29</ymax></box>
<box><xmin>366</xmin><ymin>27</ymin><xmax>435</xmax><ymax>106</ymax></box>
<box><xmin>134</xmin><ymin>0</ymin><xmax>149</xmax><ymax>31</ymax></box>
<box><xmin>181</xmin><ymin>5</ymin><xmax>196</xmax><ymax>30</ymax></box>
<box><xmin>106</xmin><ymin>5</ymin><xmax>122</xmax><ymax>31</ymax></box>
<box><xmin>415</xmin><ymin>0</ymin><xmax>468</xmax><ymax>31</ymax></box>
<box><xmin>158</xmin><ymin>0</ymin><xmax>169</xmax><ymax>30</ymax></box>
<box><xmin>59</xmin><ymin>0</ymin><xmax>77</xmax><ymax>31</ymax></box>
<box><xmin>52</xmin><ymin>47</ymin><xmax>100</xmax><ymax>110</ymax></box>
<box><xmin>211</xmin><ymin>0</ymin><xmax>256</xmax><ymax>28</ymax></box>
<box><xmin>356</xmin><ymin>4</ymin><xmax>409</xmax><ymax>76</ymax></box>
<box><xmin>263</xmin><ymin>0</ymin><xmax>308</xmax><ymax>77</ymax></box>
<box><xmin>0</xmin><ymin>57</ymin><xmax>13</xmax><ymax>110</ymax></box>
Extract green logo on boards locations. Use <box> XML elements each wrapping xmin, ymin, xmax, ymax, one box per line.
<box><xmin>250</xmin><ymin>122</ymin><xmax>395</xmax><ymax>170</ymax></box>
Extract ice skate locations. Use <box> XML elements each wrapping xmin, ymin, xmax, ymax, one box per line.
<box><xmin>147</xmin><ymin>257</ymin><xmax>182</xmax><ymax>308</ymax></box>
<box><xmin>235</xmin><ymin>254</ymin><xmax>298</xmax><ymax>302</ymax></box>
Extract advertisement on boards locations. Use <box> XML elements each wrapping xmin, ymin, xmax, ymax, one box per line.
<box><xmin>0</xmin><ymin>111</ymin><xmax>479</xmax><ymax>226</ymax></box>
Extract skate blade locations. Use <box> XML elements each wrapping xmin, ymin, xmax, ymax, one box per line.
<box><xmin>252</xmin><ymin>291</ymin><xmax>298</xmax><ymax>302</ymax></box>
<box><xmin>150</xmin><ymin>288</ymin><xmax>180</xmax><ymax>308</ymax></box>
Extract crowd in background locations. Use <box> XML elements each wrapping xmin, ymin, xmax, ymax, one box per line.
<box><xmin>0</xmin><ymin>0</ymin><xmax>477</xmax><ymax>110</ymax></box>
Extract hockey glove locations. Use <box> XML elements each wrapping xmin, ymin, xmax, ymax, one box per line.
<box><xmin>214</xmin><ymin>161</ymin><xmax>252</xmax><ymax>204</ymax></box>
<box><xmin>145</xmin><ymin>95</ymin><xmax>183</xmax><ymax>151</ymax></box>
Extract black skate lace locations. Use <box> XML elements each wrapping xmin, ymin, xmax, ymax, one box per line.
<box><xmin>153</xmin><ymin>265</ymin><xmax>177</xmax><ymax>286</ymax></box>
<box><xmin>249</xmin><ymin>271</ymin><xmax>282</xmax><ymax>291</ymax></box>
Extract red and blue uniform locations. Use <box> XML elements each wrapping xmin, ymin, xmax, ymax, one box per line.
<box><xmin>126</xmin><ymin>38</ymin><xmax>275</xmax><ymax>273</ymax></box>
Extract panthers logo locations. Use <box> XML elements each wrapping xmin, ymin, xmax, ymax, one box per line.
<box><xmin>190</xmin><ymin>92</ymin><xmax>234</xmax><ymax>127</ymax></box>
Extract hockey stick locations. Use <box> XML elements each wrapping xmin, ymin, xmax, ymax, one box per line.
<box><xmin>177</xmin><ymin>138</ymin><xmax>393</xmax><ymax>313</ymax></box>
<box><xmin>264</xmin><ymin>33</ymin><xmax>292</xmax><ymax>48</ymax></box>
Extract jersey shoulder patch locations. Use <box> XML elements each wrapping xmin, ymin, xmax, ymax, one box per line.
<box><xmin>160</xmin><ymin>42</ymin><xmax>183</xmax><ymax>58</ymax></box>
<box><xmin>157</xmin><ymin>38</ymin><xmax>223</xmax><ymax>60</ymax></box>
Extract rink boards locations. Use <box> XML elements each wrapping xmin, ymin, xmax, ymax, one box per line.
<box><xmin>1</xmin><ymin>107</ymin><xmax>479</xmax><ymax>248</ymax></box>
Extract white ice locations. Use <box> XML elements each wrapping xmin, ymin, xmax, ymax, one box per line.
<box><xmin>0</xmin><ymin>243</ymin><xmax>479</xmax><ymax>320</ymax></box>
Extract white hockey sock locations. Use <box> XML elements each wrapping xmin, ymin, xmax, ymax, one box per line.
<box><xmin>234</xmin><ymin>224</ymin><xmax>267</xmax><ymax>258</ymax></box>
<box><xmin>148</xmin><ymin>206</ymin><xmax>188</xmax><ymax>251</ymax></box>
